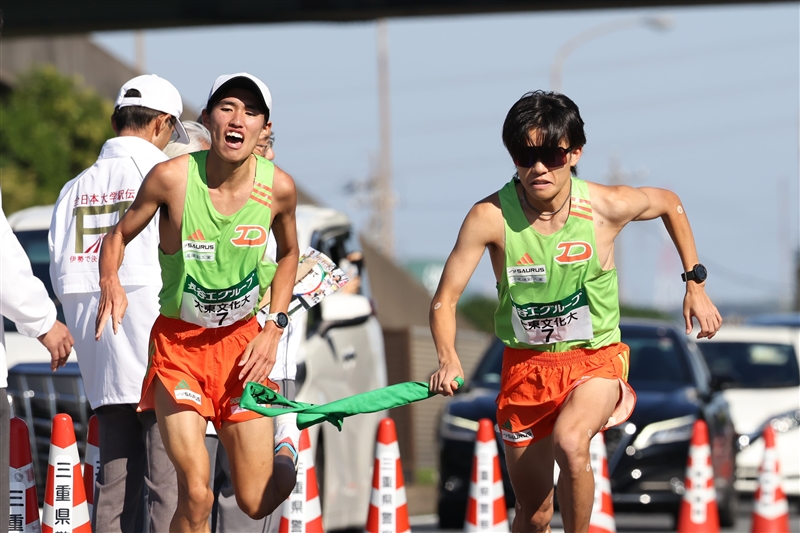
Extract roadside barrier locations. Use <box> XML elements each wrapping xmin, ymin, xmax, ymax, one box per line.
<box><xmin>365</xmin><ymin>418</ymin><xmax>410</xmax><ymax>533</ymax></box>
<box><xmin>82</xmin><ymin>415</ymin><xmax>99</xmax><ymax>523</ymax></box>
<box><xmin>751</xmin><ymin>425</ymin><xmax>790</xmax><ymax>533</ymax></box>
<box><xmin>279</xmin><ymin>428</ymin><xmax>323</xmax><ymax>533</ymax></box>
<box><xmin>9</xmin><ymin>417</ymin><xmax>41</xmax><ymax>533</ymax></box>
<box><xmin>677</xmin><ymin>419</ymin><xmax>719</xmax><ymax>533</ymax></box>
<box><xmin>465</xmin><ymin>419</ymin><xmax>509</xmax><ymax>532</ymax></box>
<box><xmin>42</xmin><ymin>414</ymin><xmax>91</xmax><ymax>533</ymax></box>
<box><xmin>588</xmin><ymin>432</ymin><xmax>616</xmax><ymax>533</ymax></box>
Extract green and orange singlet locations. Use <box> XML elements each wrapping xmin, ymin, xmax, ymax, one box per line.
<box><xmin>494</xmin><ymin>176</ymin><xmax>621</xmax><ymax>352</ymax></box>
<box><xmin>158</xmin><ymin>151</ymin><xmax>277</xmax><ymax>328</ymax></box>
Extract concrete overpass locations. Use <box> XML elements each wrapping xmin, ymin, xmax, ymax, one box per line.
<box><xmin>0</xmin><ymin>0</ymin><xmax>791</xmax><ymax>37</ymax></box>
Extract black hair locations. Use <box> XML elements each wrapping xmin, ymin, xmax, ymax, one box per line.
<box><xmin>502</xmin><ymin>90</ymin><xmax>586</xmax><ymax>176</ymax></box>
<box><xmin>111</xmin><ymin>89</ymin><xmax>168</xmax><ymax>132</ymax></box>
<box><xmin>206</xmin><ymin>80</ymin><xmax>270</xmax><ymax>123</ymax></box>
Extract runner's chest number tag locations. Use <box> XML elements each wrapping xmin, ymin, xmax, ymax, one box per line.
<box><xmin>507</xmin><ymin>265</ymin><xmax>547</xmax><ymax>284</ymax></box>
<box><xmin>180</xmin><ymin>270</ymin><xmax>259</xmax><ymax>328</ymax></box>
<box><xmin>511</xmin><ymin>287</ymin><xmax>594</xmax><ymax>345</ymax></box>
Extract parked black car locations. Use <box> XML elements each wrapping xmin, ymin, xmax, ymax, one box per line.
<box><xmin>437</xmin><ymin>319</ymin><xmax>739</xmax><ymax>529</ymax></box>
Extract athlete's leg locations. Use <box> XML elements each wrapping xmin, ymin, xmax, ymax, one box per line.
<box><xmin>552</xmin><ymin>378</ymin><xmax>619</xmax><ymax>533</ymax></box>
<box><xmin>154</xmin><ymin>378</ymin><xmax>213</xmax><ymax>533</ymax></box>
<box><xmin>504</xmin><ymin>435</ymin><xmax>556</xmax><ymax>533</ymax></box>
<box><xmin>216</xmin><ymin>415</ymin><xmax>296</xmax><ymax>520</ymax></box>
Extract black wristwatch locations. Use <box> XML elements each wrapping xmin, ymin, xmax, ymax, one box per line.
<box><xmin>265</xmin><ymin>311</ymin><xmax>290</xmax><ymax>329</ymax></box>
<box><xmin>681</xmin><ymin>263</ymin><xmax>708</xmax><ymax>283</ymax></box>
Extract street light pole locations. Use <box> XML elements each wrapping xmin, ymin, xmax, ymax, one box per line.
<box><xmin>550</xmin><ymin>15</ymin><xmax>673</xmax><ymax>93</ymax></box>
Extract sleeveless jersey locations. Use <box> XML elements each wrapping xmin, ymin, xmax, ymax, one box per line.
<box><xmin>494</xmin><ymin>177</ymin><xmax>620</xmax><ymax>352</ymax></box>
<box><xmin>158</xmin><ymin>151</ymin><xmax>277</xmax><ymax>328</ymax></box>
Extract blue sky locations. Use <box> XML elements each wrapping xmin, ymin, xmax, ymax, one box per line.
<box><xmin>93</xmin><ymin>3</ymin><xmax>800</xmax><ymax>311</ymax></box>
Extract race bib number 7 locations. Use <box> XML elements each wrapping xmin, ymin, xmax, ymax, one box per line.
<box><xmin>180</xmin><ymin>270</ymin><xmax>260</xmax><ymax>328</ymax></box>
<box><xmin>510</xmin><ymin>287</ymin><xmax>594</xmax><ymax>345</ymax></box>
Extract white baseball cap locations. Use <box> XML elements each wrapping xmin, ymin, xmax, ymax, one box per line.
<box><xmin>206</xmin><ymin>73</ymin><xmax>272</xmax><ymax>118</ymax></box>
<box><xmin>115</xmin><ymin>74</ymin><xmax>189</xmax><ymax>144</ymax></box>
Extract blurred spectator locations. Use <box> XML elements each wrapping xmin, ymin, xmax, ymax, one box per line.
<box><xmin>1</xmin><ymin>188</ymin><xmax>74</xmax><ymax>532</ymax></box>
<box><xmin>163</xmin><ymin>120</ymin><xmax>211</xmax><ymax>157</ymax></box>
<box><xmin>48</xmin><ymin>74</ymin><xmax>188</xmax><ymax>533</ymax></box>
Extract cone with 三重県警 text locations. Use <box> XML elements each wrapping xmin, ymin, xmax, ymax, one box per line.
<box><xmin>278</xmin><ymin>428</ymin><xmax>323</xmax><ymax>532</ymax></box>
<box><xmin>677</xmin><ymin>419</ymin><xmax>719</xmax><ymax>533</ymax></box>
<box><xmin>366</xmin><ymin>418</ymin><xmax>410</xmax><ymax>533</ymax></box>
<box><xmin>42</xmin><ymin>414</ymin><xmax>91</xmax><ymax>533</ymax></box>
<box><xmin>465</xmin><ymin>419</ymin><xmax>509</xmax><ymax>532</ymax></box>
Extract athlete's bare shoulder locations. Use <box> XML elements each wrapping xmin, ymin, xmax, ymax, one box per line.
<box><xmin>461</xmin><ymin>191</ymin><xmax>504</xmax><ymax>247</ymax></box>
<box><xmin>585</xmin><ymin>180</ymin><xmax>647</xmax><ymax>227</ymax></box>
<box><xmin>144</xmin><ymin>153</ymin><xmax>189</xmax><ymax>208</ymax></box>
<box><xmin>271</xmin><ymin>163</ymin><xmax>297</xmax><ymax>211</ymax></box>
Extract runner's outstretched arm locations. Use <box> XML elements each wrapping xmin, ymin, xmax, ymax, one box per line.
<box><xmin>238</xmin><ymin>166</ymin><xmax>299</xmax><ymax>383</ymax></box>
<box><xmin>96</xmin><ymin>158</ymin><xmax>180</xmax><ymax>339</ymax></box>
<box><xmin>601</xmin><ymin>185</ymin><xmax>722</xmax><ymax>339</ymax></box>
<box><xmin>430</xmin><ymin>198</ymin><xmax>500</xmax><ymax>396</ymax></box>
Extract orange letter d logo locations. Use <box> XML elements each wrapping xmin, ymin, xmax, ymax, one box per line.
<box><xmin>230</xmin><ymin>225</ymin><xmax>268</xmax><ymax>247</ymax></box>
<box><xmin>555</xmin><ymin>241</ymin><xmax>593</xmax><ymax>263</ymax></box>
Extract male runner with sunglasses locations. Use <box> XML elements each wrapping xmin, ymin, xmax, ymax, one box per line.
<box><xmin>428</xmin><ymin>91</ymin><xmax>721</xmax><ymax>532</ymax></box>
<box><xmin>96</xmin><ymin>73</ymin><xmax>299</xmax><ymax>532</ymax></box>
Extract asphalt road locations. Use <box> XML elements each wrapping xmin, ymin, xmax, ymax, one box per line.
<box><xmin>410</xmin><ymin>496</ymin><xmax>800</xmax><ymax>532</ymax></box>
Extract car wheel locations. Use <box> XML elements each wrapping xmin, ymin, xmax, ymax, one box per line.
<box><xmin>717</xmin><ymin>483</ymin><xmax>738</xmax><ymax>528</ymax></box>
<box><xmin>437</xmin><ymin>498</ymin><xmax>466</xmax><ymax>530</ymax></box>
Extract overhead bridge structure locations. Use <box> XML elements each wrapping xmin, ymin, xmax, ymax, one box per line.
<box><xmin>0</xmin><ymin>0</ymin><xmax>791</xmax><ymax>37</ymax></box>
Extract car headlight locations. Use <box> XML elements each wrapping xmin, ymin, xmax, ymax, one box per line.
<box><xmin>739</xmin><ymin>409</ymin><xmax>800</xmax><ymax>450</ymax></box>
<box><xmin>769</xmin><ymin>409</ymin><xmax>800</xmax><ymax>434</ymax></box>
<box><xmin>440</xmin><ymin>413</ymin><xmax>480</xmax><ymax>442</ymax></box>
<box><xmin>632</xmin><ymin>415</ymin><xmax>696</xmax><ymax>449</ymax></box>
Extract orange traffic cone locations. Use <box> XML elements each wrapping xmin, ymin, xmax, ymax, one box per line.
<box><xmin>278</xmin><ymin>429</ymin><xmax>323</xmax><ymax>533</ymax></box>
<box><xmin>588</xmin><ymin>432</ymin><xmax>616</xmax><ymax>533</ymax></box>
<box><xmin>82</xmin><ymin>415</ymin><xmax>99</xmax><ymax>522</ymax></box>
<box><xmin>465</xmin><ymin>419</ymin><xmax>508</xmax><ymax>532</ymax></box>
<box><xmin>365</xmin><ymin>418</ymin><xmax>410</xmax><ymax>533</ymax></box>
<box><xmin>42</xmin><ymin>414</ymin><xmax>91</xmax><ymax>533</ymax></box>
<box><xmin>9</xmin><ymin>417</ymin><xmax>41</xmax><ymax>533</ymax></box>
<box><xmin>751</xmin><ymin>425</ymin><xmax>790</xmax><ymax>533</ymax></box>
<box><xmin>677</xmin><ymin>419</ymin><xmax>719</xmax><ymax>533</ymax></box>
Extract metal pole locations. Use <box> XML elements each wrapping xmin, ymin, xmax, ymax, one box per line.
<box><xmin>135</xmin><ymin>30</ymin><xmax>146</xmax><ymax>73</ymax></box>
<box><xmin>376</xmin><ymin>18</ymin><xmax>394</xmax><ymax>257</ymax></box>
<box><xmin>550</xmin><ymin>15</ymin><xmax>672</xmax><ymax>93</ymax></box>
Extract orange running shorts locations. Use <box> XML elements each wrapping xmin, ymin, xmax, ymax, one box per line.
<box><xmin>138</xmin><ymin>314</ymin><xmax>278</xmax><ymax>428</ymax></box>
<box><xmin>496</xmin><ymin>342</ymin><xmax>636</xmax><ymax>447</ymax></box>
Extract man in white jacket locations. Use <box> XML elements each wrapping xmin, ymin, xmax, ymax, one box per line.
<box><xmin>48</xmin><ymin>74</ymin><xmax>189</xmax><ymax>533</ymax></box>
<box><xmin>1</xmin><ymin>189</ymin><xmax>74</xmax><ymax>533</ymax></box>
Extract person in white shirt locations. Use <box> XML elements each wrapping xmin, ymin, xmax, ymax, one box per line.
<box><xmin>48</xmin><ymin>74</ymin><xmax>189</xmax><ymax>533</ymax></box>
<box><xmin>1</xmin><ymin>188</ymin><xmax>74</xmax><ymax>533</ymax></box>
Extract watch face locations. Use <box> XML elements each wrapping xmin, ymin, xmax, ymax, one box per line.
<box><xmin>695</xmin><ymin>264</ymin><xmax>708</xmax><ymax>281</ymax></box>
<box><xmin>276</xmin><ymin>312</ymin><xmax>289</xmax><ymax>328</ymax></box>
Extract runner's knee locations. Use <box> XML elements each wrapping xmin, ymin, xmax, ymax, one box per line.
<box><xmin>515</xmin><ymin>500</ymin><xmax>554</xmax><ymax>533</ymax></box>
<box><xmin>552</xmin><ymin>429</ymin><xmax>589</xmax><ymax>473</ymax></box>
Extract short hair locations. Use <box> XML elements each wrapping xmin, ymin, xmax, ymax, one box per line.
<box><xmin>163</xmin><ymin>121</ymin><xmax>211</xmax><ymax>158</ymax></box>
<box><xmin>502</xmin><ymin>91</ymin><xmax>586</xmax><ymax>175</ymax></box>
<box><xmin>112</xmin><ymin>89</ymin><xmax>168</xmax><ymax>132</ymax></box>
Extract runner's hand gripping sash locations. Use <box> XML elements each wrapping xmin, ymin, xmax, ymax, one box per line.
<box><xmin>241</xmin><ymin>377</ymin><xmax>465</xmax><ymax>430</ymax></box>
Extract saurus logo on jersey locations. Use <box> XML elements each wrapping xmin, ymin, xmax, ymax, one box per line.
<box><xmin>555</xmin><ymin>241</ymin><xmax>593</xmax><ymax>264</ymax></box>
<box><xmin>230</xmin><ymin>225</ymin><xmax>268</xmax><ymax>247</ymax></box>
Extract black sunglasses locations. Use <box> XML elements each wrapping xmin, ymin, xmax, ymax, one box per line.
<box><xmin>512</xmin><ymin>145</ymin><xmax>572</xmax><ymax>168</ymax></box>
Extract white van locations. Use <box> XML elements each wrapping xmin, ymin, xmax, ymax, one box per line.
<box><xmin>696</xmin><ymin>326</ymin><xmax>800</xmax><ymax>497</ymax></box>
<box><xmin>4</xmin><ymin>203</ymin><xmax>387</xmax><ymax>529</ymax></box>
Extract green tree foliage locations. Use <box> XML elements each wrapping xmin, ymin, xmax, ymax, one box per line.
<box><xmin>0</xmin><ymin>66</ymin><xmax>114</xmax><ymax>213</ymax></box>
<box><xmin>458</xmin><ymin>294</ymin><xmax>497</xmax><ymax>333</ymax></box>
